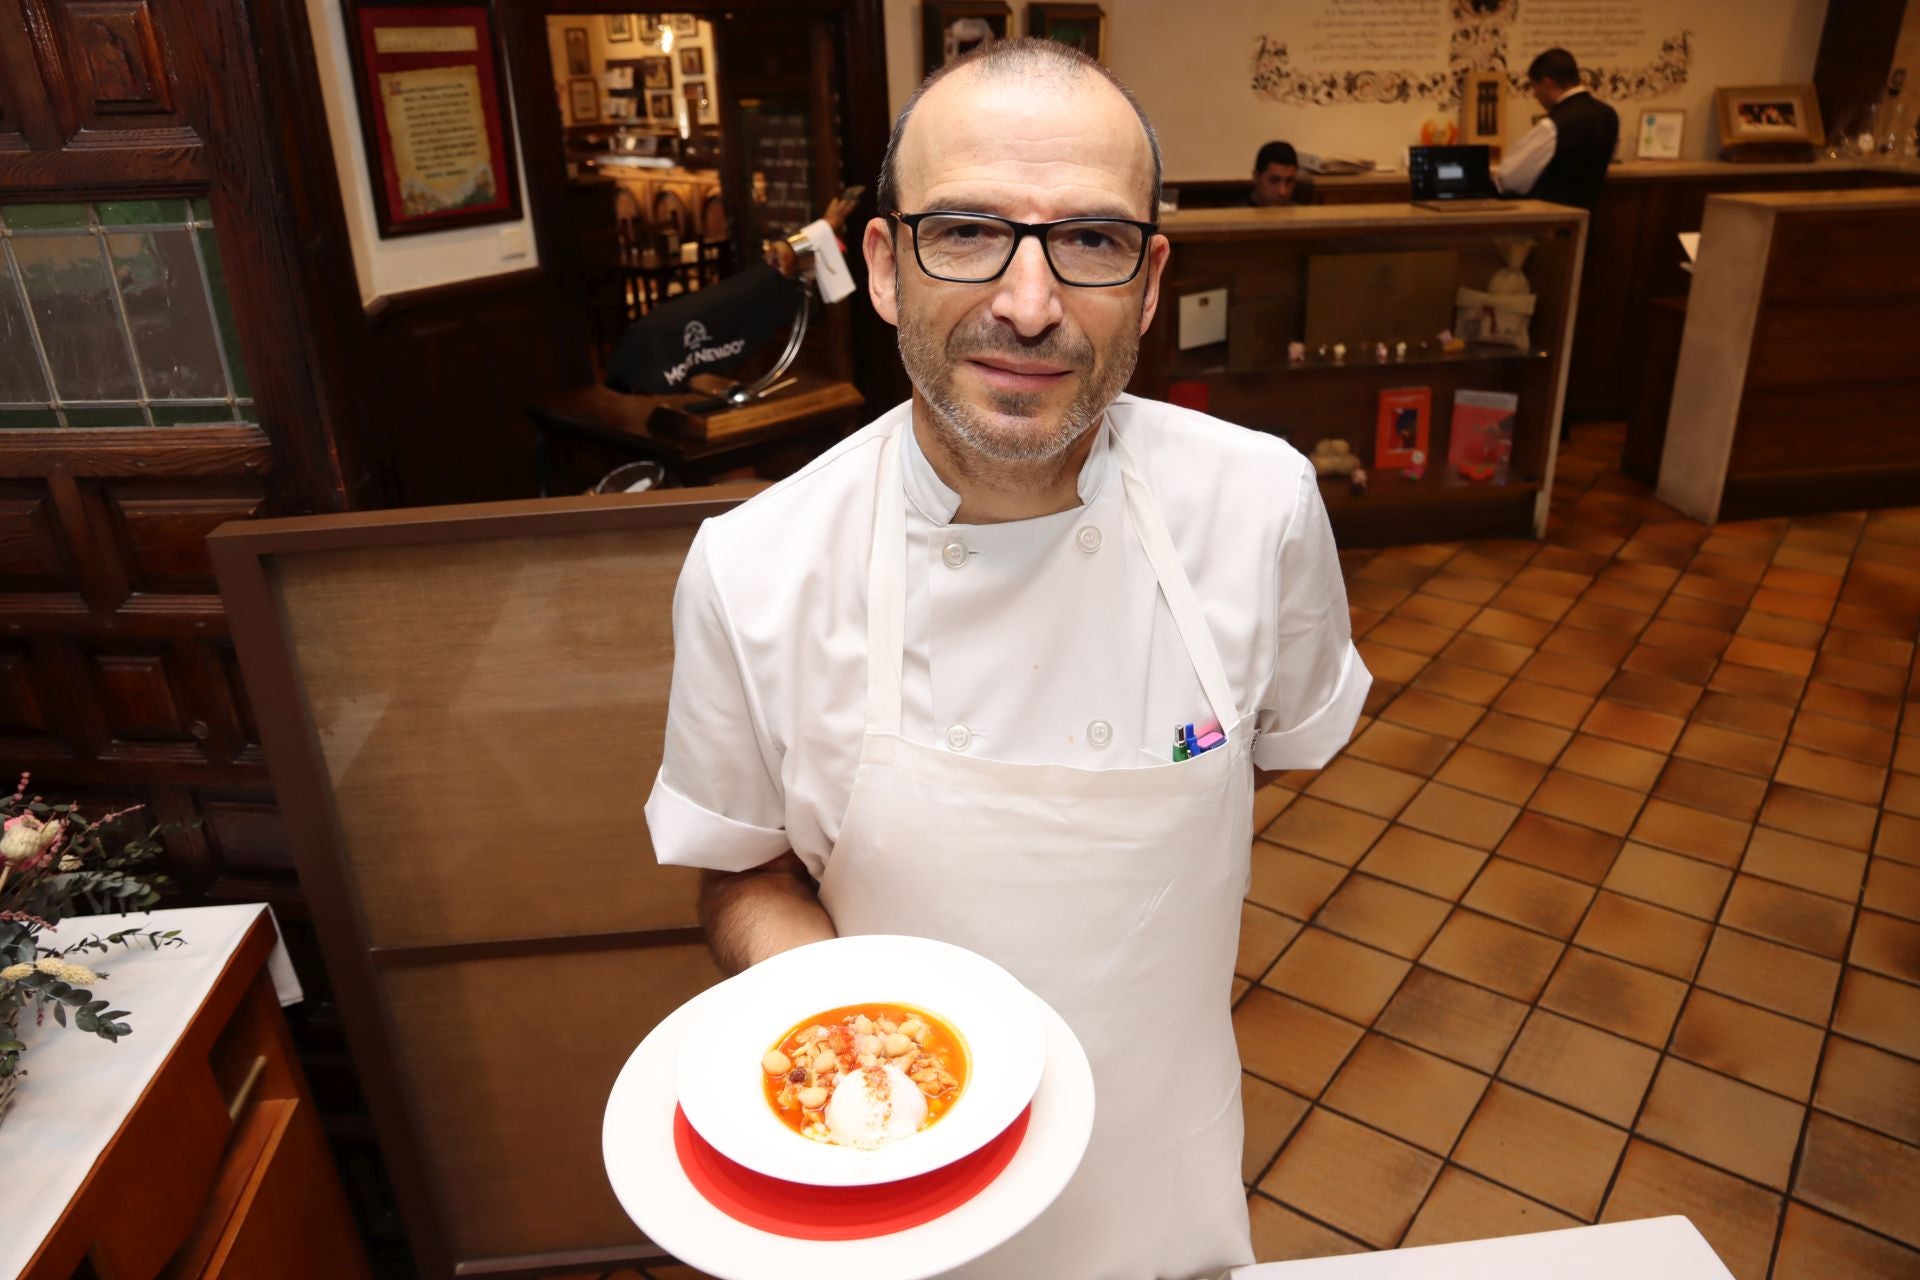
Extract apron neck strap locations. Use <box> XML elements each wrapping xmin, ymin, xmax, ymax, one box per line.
<box><xmin>864</xmin><ymin>418</ymin><xmax>1244</xmax><ymax>736</ymax></box>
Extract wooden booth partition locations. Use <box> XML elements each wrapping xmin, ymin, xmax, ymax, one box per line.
<box><xmin>208</xmin><ymin>488</ymin><xmax>759</xmax><ymax>1277</ymax></box>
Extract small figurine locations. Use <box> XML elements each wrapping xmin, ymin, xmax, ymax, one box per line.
<box><xmin>1317</xmin><ymin>343</ymin><xmax>1330</xmax><ymax>359</ymax></box>
<box><xmin>1395</xmin><ymin>341</ymin><xmax>1408</xmax><ymax>361</ymax></box>
<box><xmin>1310</xmin><ymin>438</ymin><xmax>1359</xmax><ymax>477</ymax></box>
<box><xmin>1438</xmin><ymin>328</ymin><xmax>1467</xmax><ymax>355</ymax></box>
<box><xmin>1332</xmin><ymin>342</ymin><xmax>1347</xmax><ymax>363</ymax></box>
<box><xmin>1287</xmin><ymin>341</ymin><xmax>1307</xmax><ymax>365</ymax></box>
<box><xmin>1375</xmin><ymin>342</ymin><xmax>1389</xmax><ymax>363</ymax></box>
<box><xmin>1349</xmin><ymin>466</ymin><xmax>1369</xmax><ymax>496</ymax></box>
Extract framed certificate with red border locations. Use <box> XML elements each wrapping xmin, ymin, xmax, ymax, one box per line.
<box><xmin>343</xmin><ymin>1</ymin><xmax>523</xmax><ymax>237</ymax></box>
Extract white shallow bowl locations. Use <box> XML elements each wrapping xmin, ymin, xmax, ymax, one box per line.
<box><xmin>674</xmin><ymin>934</ymin><xmax>1046</xmax><ymax>1186</ymax></box>
<box><xmin>605</xmin><ymin>976</ymin><xmax>1093</xmax><ymax>1279</ymax></box>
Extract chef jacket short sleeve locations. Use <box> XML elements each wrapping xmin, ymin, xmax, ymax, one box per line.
<box><xmin>644</xmin><ymin>522</ymin><xmax>793</xmax><ymax>873</ymax></box>
<box><xmin>1251</xmin><ymin>463</ymin><xmax>1372</xmax><ymax>771</ymax></box>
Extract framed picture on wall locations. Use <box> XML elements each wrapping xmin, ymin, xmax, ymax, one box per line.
<box><xmin>567</xmin><ymin>77</ymin><xmax>599</xmax><ymax>123</ymax></box>
<box><xmin>639</xmin><ymin>55</ymin><xmax>672</xmax><ymax>89</ymax></box>
<box><xmin>923</xmin><ymin>2</ymin><xmax>1011</xmax><ymax>75</ymax></box>
<box><xmin>1714</xmin><ymin>84</ymin><xmax>1823</xmax><ymax>155</ymax></box>
<box><xmin>563</xmin><ymin>26</ymin><xmax>591</xmax><ymax>75</ymax></box>
<box><xmin>341</xmin><ymin>0</ymin><xmax>524</xmax><ymax>238</ymax></box>
<box><xmin>605</xmin><ymin>14</ymin><xmax>633</xmax><ymax>42</ymax></box>
<box><xmin>679</xmin><ymin>47</ymin><xmax>704</xmax><ymax>77</ymax></box>
<box><xmin>1636</xmin><ymin>109</ymin><xmax>1685</xmax><ymax>160</ymax></box>
<box><xmin>649</xmin><ymin>90</ymin><xmax>675</xmax><ymax>120</ymax></box>
<box><xmin>670</xmin><ymin>14</ymin><xmax>697</xmax><ymax>35</ymax></box>
<box><xmin>1027</xmin><ymin>4</ymin><xmax>1103</xmax><ymax>61</ymax></box>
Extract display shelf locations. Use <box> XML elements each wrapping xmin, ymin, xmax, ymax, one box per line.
<box><xmin>1282</xmin><ymin>346</ymin><xmax>1549</xmax><ymax>373</ymax></box>
<box><xmin>1132</xmin><ymin>200</ymin><xmax>1585</xmax><ymax>546</ymax></box>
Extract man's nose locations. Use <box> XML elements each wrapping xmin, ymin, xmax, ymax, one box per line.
<box><xmin>989</xmin><ymin>235</ymin><xmax>1065</xmax><ymax>337</ymax></box>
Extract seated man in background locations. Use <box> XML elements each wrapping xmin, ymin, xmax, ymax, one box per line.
<box><xmin>1249</xmin><ymin>140</ymin><xmax>1314</xmax><ymax>206</ymax></box>
<box><xmin>1496</xmin><ymin>47</ymin><xmax>1619</xmax><ymax>211</ymax></box>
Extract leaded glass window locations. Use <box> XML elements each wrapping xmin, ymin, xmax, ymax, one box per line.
<box><xmin>0</xmin><ymin>199</ymin><xmax>255</xmax><ymax>429</ymax></box>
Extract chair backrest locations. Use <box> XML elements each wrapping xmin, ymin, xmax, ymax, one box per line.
<box><xmin>652</xmin><ymin>188</ymin><xmax>691</xmax><ymax>251</ymax></box>
<box><xmin>700</xmin><ymin>193</ymin><xmax>728</xmax><ymax>243</ymax></box>
<box><xmin>613</xmin><ymin>188</ymin><xmax>645</xmax><ymax>256</ymax></box>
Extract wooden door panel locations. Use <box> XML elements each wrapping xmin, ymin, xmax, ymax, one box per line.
<box><xmin>0</xmin><ymin>641</ymin><xmax>64</xmax><ymax>743</ymax></box>
<box><xmin>0</xmin><ymin>483</ymin><xmax>76</xmax><ymax>589</ymax></box>
<box><xmin>105</xmin><ymin>486</ymin><xmax>266</xmax><ymax>593</ymax></box>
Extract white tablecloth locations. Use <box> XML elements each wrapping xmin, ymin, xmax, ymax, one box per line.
<box><xmin>1232</xmin><ymin>1215</ymin><xmax>1735</xmax><ymax>1278</ymax></box>
<box><xmin>0</xmin><ymin>904</ymin><xmax>301</xmax><ymax>1279</ymax></box>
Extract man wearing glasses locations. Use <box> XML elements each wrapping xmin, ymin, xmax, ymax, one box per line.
<box><xmin>647</xmin><ymin>37</ymin><xmax>1368</xmax><ymax>1278</ymax></box>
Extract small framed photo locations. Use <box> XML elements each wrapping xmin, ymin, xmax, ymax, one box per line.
<box><xmin>923</xmin><ymin>2</ymin><xmax>1011</xmax><ymax>75</ymax></box>
<box><xmin>563</xmin><ymin>26</ymin><xmax>591</xmax><ymax>76</ymax></box>
<box><xmin>1715</xmin><ymin>84</ymin><xmax>1823</xmax><ymax>150</ymax></box>
<box><xmin>1027</xmin><ymin>4</ymin><xmax>1103</xmax><ymax>61</ymax></box>
<box><xmin>567</xmin><ymin>77</ymin><xmax>599</xmax><ymax>123</ymax></box>
<box><xmin>605</xmin><ymin>14</ymin><xmax>633</xmax><ymax>42</ymax></box>
<box><xmin>670</xmin><ymin>15</ymin><xmax>697</xmax><ymax>35</ymax></box>
<box><xmin>679</xmin><ymin>47</ymin><xmax>705</xmax><ymax>77</ymax></box>
<box><xmin>649</xmin><ymin>90</ymin><xmax>675</xmax><ymax>120</ymax></box>
<box><xmin>639</xmin><ymin>55</ymin><xmax>672</xmax><ymax>89</ymax></box>
<box><xmin>1635</xmin><ymin>109</ymin><xmax>1685</xmax><ymax>160</ymax></box>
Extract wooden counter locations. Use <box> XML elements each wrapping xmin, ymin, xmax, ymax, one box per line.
<box><xmin>1658</xmin><ymin>188</ymin><xmax>1920</xmax><ymax>522</ymax></box>
<box><xmin>1136</xmin><ymin>201</ymin><xmax>1585</xmax><ymax>547</ymax></box>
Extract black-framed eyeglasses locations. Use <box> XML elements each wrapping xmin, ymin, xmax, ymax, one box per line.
<box><xmin>889</xmin><ymin>210</ymin><xmax>1157</xmax><ymax>287</ymax></box>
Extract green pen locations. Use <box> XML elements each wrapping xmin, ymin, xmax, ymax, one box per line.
<box><xmin>1173</xmin><ymin>725</ymin><xmax>1190</xmax><ymax>762</ymax></box>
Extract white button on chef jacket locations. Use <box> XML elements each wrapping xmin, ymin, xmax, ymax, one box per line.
<box><xmin>646</xmin><ymin>395</ymin><xmax>1372</xmax><ymax>881</ymax></box>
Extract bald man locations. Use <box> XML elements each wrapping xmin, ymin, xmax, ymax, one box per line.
<box><xmin>648</xmin><ymin>38</ymin><xmax>1368</xmax><ymax>1278</ymax></box>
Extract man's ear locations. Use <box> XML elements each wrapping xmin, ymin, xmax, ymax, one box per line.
<box><xmin>1137</xmin><ymin>234</ymin><xmax>1171</xmax><ymax>336</ymax></box>
<box><xmin>863</xmin><ymin>216</ymin><xmax>901</xmax><ymax>326</ymax></box>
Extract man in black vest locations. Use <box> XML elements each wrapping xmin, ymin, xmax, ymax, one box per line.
<box><xmin>1496</xmin><ymin>48</ymin><xmax>1619</xmax><ymax>211</ymax></box>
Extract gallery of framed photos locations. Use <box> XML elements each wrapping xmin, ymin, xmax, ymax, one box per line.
<box><xmin>1131</xmin><ymin>202</ymin><xmax>1585</xmax><ymax>548</ymax></box>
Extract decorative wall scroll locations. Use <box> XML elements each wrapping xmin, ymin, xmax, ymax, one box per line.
<box><xmin>344</xmin><ymin>2</ymin><xmax>523</xmax><ymax>238</ymax></box>
<box><xmin>1251</xmin><ymin>0</ymin><xmax>1691</xmax><ymax>109</ymax></box>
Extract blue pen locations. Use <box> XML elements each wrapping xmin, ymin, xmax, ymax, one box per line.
<box><xmin>1184</xmin><ymin>722</ymin><xmax>1200</xmax><ymax>758</ymax></box>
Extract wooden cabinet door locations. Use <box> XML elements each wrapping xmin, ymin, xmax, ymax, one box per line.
<box><xmin>0</xmin><ymin>0</ymin><xmax>361</xmax><ymax>966</ymax></box>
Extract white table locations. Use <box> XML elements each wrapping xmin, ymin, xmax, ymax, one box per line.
<box><xmin>0</xmin><ymin>904</ymin><xmax>302</xmax><ymax>1279</ymax></box>
<box><xmin>1232</xmin><ymin>1215</ymin><xmax>1736</xmax><ymax>1278</ymax></box>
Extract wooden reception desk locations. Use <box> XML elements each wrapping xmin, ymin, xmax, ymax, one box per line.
<box><xmin>1656</xmin><ymin>188</ymin><xmax>1920</xmax><ymax>523</ymax></box>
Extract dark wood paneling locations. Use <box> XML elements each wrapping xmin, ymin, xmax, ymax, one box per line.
<box><xmin>1765</xmin><ymin>207</ymin><xmax>1920</xmax><ymax>300</ymax></box>
<box><xmin>364</xmin><ymin>269</ymin><xmax>571</xmax><ymax>507</ymax></box>
<box><xmin>1745</xmin><ymin>298</ymin><xmax>1920</xmax><ymax>389</ymax></box>
<box><xmin>1729</xmin><ymin>379</ymin><xmax>1920</xmax><ymax>474</ymax></box>
<box><xmin>1812</xmin><ymin>0</ymin><xmax>1908</xmax><ymax>137</ymax></box>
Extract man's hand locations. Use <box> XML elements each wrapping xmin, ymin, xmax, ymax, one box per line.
<box><xmin>698</xmin><ymin>852</ymin><xmax>837</xmax><ymax>975</ymax></box>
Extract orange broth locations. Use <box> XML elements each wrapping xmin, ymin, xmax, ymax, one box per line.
<box><xmin>762</xmin><ymin>1003</ymin><xmax>968</xmax><ymax>1138</ymax></box>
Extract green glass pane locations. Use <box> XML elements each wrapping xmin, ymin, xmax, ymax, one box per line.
<box><xmin>190</xmin><ymin>196</ymin><xmax>214</xmax><ymax>224</ymax></box>
<box><xmin>108</xmin><ymin>230</ymin><xmax>226</xmax><ymax>399</ymax></box>
<box><xmin>11</xmin><ymin>234</ymin><xmax>140</xmax><ymax>399</ymax></box>
<box><xmin>150</xmin><ymin>403</ymin><xmax>239</xmax><ymax>426</ymax></box>
<box><xmin>0</xmin><ymin>248</ymin><xmax>50</xmax><ymax>403</ymax></box>
<box><xmin>96</xmin><ymin>199</ymin><xmax>189</xmax><ymax>228</ymax></box>
<box><xmin>1</xmin><ymin>203</ymin><xmax>91</xmax><ymax>230</ymax></box>
<box><xmin>0</xmin><ymin>407</ymin><xmax>61</xmax><ymax>429</ymax></box>
<box><xmin>196</xmin><ymin>228</ymin><xmax>251</xmax><ymax>400</ymax></box>
<box><xmin>65</xmin><ymin>405</ymin><xmax>148</xmax><ymax>428</ymax></box>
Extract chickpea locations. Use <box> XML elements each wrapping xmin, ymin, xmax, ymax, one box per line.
<box><xmin>883</xmin><ymin>1033</ymin><xmax>914</xmax><ymax>1057</ymax></box>
<box><xmin>852</xmin><ymin>1015</ymin><xmax>875</xmax><ymax>1036</ymax></box>
<box><xmin>762</xmin><ymin>1049</ymin><xmax>792</xmax><ymax>1076</ymax></box>
<box><xmin>797</xmin><ymin>1086</ymin><xmax>829</xmax><ymax>1110</ymax></box>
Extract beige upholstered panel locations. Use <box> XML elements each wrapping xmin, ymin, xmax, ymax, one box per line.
<box><xmin>381</xmin><ymin>942</ymin><xmax>722</xmax><ymax>1257</ymax></box>
<box><xmin>274</xmin><ymin>528</ymin><xmax>703</xmax><ymax>948</ymax></box>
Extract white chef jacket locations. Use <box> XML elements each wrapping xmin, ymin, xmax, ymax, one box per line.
<box><xmin>645</xmin><ymin>394</ymin><xmax>1371</xmax><ymax>879</ymax></box>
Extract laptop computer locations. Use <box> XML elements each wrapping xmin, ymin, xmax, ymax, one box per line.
<box><xmin>1409</xmin><ymin>145</ymin><xmax>1505</xmax><ymax>210</ymax></box>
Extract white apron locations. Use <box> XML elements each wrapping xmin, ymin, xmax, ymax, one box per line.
<box><xmin>818</xmin><ymin>421</ymin><xmax>1256</xmax><ymax>1280</ymax></box>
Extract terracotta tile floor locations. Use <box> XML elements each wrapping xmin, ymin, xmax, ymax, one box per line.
<box><xmin>1238</xmin><ymin>424</ymin><xmax>1920</xmax><ymax>1277</ymax></box>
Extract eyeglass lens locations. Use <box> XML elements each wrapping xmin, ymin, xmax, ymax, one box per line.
<box><xmin>914</xmin><ymin>215</ymin><xmax>1145</xmax><ymax>285</ymax></box>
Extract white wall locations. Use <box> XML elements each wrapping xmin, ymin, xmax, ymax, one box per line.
<box><xmin>306</xmin><ymin>0</ymin><xmax>540</xmax><ymax>306</ymax></box>
<box><xmin>883</xmin><ymin>0</ymin><xmax>1832</xmax><ymax>180</ymax></box>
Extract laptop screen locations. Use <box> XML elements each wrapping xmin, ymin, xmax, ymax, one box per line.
<box><xmin>1410</xmin><ymin>146</ymin><xmax>1496</xmax><ymax>201</ymax></box>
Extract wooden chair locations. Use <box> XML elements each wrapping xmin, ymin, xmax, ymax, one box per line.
<box><xmin>696</xmin><ymin>193</ymin><xmax>732</xmax><ymax>289</ymax></box>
